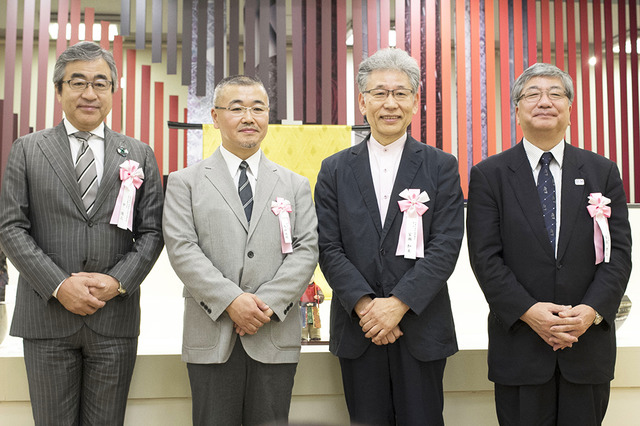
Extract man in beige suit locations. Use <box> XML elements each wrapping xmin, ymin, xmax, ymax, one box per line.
<box><xmin>163</xmin><ymin>75</ymin><xmax>318</xmax><ymax>426</ymax></box>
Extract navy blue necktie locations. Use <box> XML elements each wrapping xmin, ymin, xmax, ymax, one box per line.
<box><xmin>537</xmin><ymin>152</ymin><xmax>556</xmax><ymax>249</ymax></box>
<box><xmin>238</xmin><ymin>161</ymin><xmax>253</xmax><ymax>222</ymax></box>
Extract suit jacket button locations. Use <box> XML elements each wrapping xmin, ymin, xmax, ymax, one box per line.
<box><xmin>200</xmin><ymin>301</ymin><xmax>205</xmax><ymax>307</ymax></box>
<box><xmin>207</xmin><ymin>308</ymin><xmax>212</xmax><ymax>314</ymax></box>
<box><xmin>87</xmin><ymin>221</ymin><xmax>93</xmax><ymax>227</ymax></box>
<box><xmin>247</xmin><ymin>251</ymin><xmax>254</xmax><ymax>258</ymax></box>
<box><xmin>379</xmin><ymin>248</ymin><xmax>385</xmax><ymax>255</ymax></box>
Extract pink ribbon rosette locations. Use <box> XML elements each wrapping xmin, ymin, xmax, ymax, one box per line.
<box><xmin>587</xmin><ymin>192</ymin><xmax>611</xmax><ymax>264</ymax></box>
<box><xmin>110</xmin><ymin>160</ymin><xmax>144</xmax><ymax>231</ymax></box>
<box><xmin>271</xmin><ymin>197</ymin><xmax>293</xmax><ymax>254</ymax></box>
<box><xmin>396</xmin><ymin>189</ymin><xmax>429</xmax><ymax>259</ymax></box>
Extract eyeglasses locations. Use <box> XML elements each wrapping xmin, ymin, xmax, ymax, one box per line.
<box><xmin>517</xmin><ymin>89</ymin><xmax>567</xmax><ymax>104</ymax></box>
<box><xmin>63</xmin><ymin>78</ymin><xmax>113</xmax><ymax>92</ymax></box>
<box><xmin>362</xmin><ymin>88</ymin><xmax>414</xmax><ymax>102</ymax></box>
<box><xmin>214</xmin><ymin>105</ymin><xmax>270</xmax><ymax>116</ymax></box>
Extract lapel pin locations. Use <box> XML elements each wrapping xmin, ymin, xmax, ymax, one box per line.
<box><xmin>575</xmin><ymin>178</ymin><xmax>584</xmax><ymax>186</ymax></box>
<box><xmin>117</xmin><ymin>146</ymin><xmax>129</xmax><ymax>157</ymax></box>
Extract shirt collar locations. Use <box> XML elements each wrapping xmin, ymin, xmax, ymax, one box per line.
<box><xmin>63</xmin><ymin>119</ymin><xmax>105</xmax><ymax>139</ymax></box>
<box><xmin>367</xmin><ymin>133</ymin><xmax>407</xmax><ymax>155</ymax></box>
<box><xmin>523</xmin><ymin>138</ymin><xmax>565</xmax><ymax>170</ymax></box>
<box><xmin>219</xmin><ymin>145</ymin><xmax>261</xmax><ymax>178</ymax></box>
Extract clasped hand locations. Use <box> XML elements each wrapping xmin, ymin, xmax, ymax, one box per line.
<box><xmin>226</xmin><ymin>293</ymin><xmax>273</xmax><ymax>336</ymax></box>
<box><xmin>56</xmin><ymin>272</ymin><xmax>120</xmax><ymax>316</ymax></box>
<box><xmin>356</xmin><ymin>296</ymin><xmax>409</xmax><ymax>346</ymax></box>
<box><xmin>520</xmin><ymin>302</ymin><xmax>597</xmax><ymax>351</ymax></box>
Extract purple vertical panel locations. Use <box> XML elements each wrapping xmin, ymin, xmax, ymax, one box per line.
<box><xmin>306</xmin><ymin>0</ymin><xmax>317</xmax><ymax>123</ymax></box>
<box><xmin>36</xmin><ymin>0</ymin><xmax>51</xmax><ymax>131</ymax></box>
<box><xmin>214</xmin><ymin>0</ymin><xmax>225</xmax><ymax>86</ymax></box>
<box><xmin>380</xmin><ymin>0</ymin><xmax>390</xmax><ymax>49</ymax></box>
<box><xmin>54</xmin><ymin>0</ymin><xmax>70</xmax><ymax>125</ymax></box>
<box><xmin>336</xmin><ymin>0</ymin><xmax>347</xmax><ymax>124</ymax></box>
<box><xmin>292</xmin><ymin>0</ymin><xmax>304</xmax><ymax>121</ymax></box>
<box><xmin>121</xmin><ymin>0</ymin><xmax>131</xmax><ymax>36</ymax></box>
<box><xmin>167</xmin><ymin>0</ymin><xmax>178</xmax><ymax>74</ymax></box>
<box><xmin>182</xmin><ymin>0</ymin><xmax>193</xmax><ymax>85</ymax></box>
<box><xmin>229</xmin><ymin>0</ymin><xmax>240</xmax><ymax>75</ymax></box>
<box><xmin>352</xmin><ymin>0</ymin><xmax>364</xmax><ymax>125</ymax></box>
<box><xmin>196</xmin><ymin>0</ymin><xmax>208</xmax><ymax>96</ymax></box>
<box><xmin>245</xmin><ymin>0</ymin><xmax>257</xmax><ymax>75</ymax></box>
<box><xmin>259</xmin><ymin>0</ymin><xmax>270</xmax><ymax>89</ymax></box>
<box><xmin>2</xmin><ymin>0</ymin><xmax>18</xmax><ymax>182</ymax></box>
<box><xmin>69</xmin><ymin>0</ymin><xmax>81</xmax><ymax>45</ymax></box>
<box><xmin>20</xmin><ymin>0</ymin><xmax>36</xmax><ymax>136</ymax></box>
<box><xmin>136</xmin><ymin>0</ymin><xmax>147</xmax><ymax>49</ymax></box>
<box><xmin>276</xmin><ymin>0</ymin><xmax>287</xmax><ymax>120</ymax></box>
<box><xmin>152</xmin><ymin>0</ymin><xmax>163</xmax><ymax>62</ymax></box>
<box><xmin>321</xmin><ymin>0</ymin><xmax>332</xmax><ymax>124</ymax></box>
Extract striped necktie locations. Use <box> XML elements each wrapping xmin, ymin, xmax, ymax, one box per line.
<box><xmin>537</xmin><ymin>152</ymin><xmax>556</xmax><ymax>250</ymax></box>
<box><xmin>238</xmin><ymin>161</ymin><xmax>253</xmax><ymax>222</ymax></box>
<box><xmin>74</xmin><ymin>131</ymin><xmax>98</xmax><ymax>213</ymax></box>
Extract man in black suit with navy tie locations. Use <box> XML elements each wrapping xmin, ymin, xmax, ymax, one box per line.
<box><xmin>467</xmin><ymin>63</ymin><xmax>631</xmax><ymax>425</ymax></box>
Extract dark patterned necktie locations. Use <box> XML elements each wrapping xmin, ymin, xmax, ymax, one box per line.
<box><xmin>537</xmin><ymin>152</ymin><xmax>556</xmax><ymax>249</ymax></box>
<box><xmin>74</xmin><ymin>131</ymin><xmax>98</xmax><ymax>213</ymax></box>
<box><xmin>238</xmin><ymin>161</ymin><xmax>253</xmax><ymax>222</ymax></box>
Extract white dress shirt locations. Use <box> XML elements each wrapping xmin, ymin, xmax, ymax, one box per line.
<box><xmin>367</xmin><ymin>134</ymin><xmax>407</xmax><ymax>225</ymax></box>
<box><xmin>220</xmin><ymin>145</ymin><xmax>260</xmax><ymax>194</ymax></box>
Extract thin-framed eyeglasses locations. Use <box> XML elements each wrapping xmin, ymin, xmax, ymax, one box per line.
<box><xmin>362</xmin><ymin>88</ymin><xmax>415</xmax><ymax>102</ymax></box>
<box><xmin>63</xmin><ymin>78</ymin><xmax>113</xmax><ymax>92</ymax></box>
<box><xmin>214</xmin><ymin>105</ymin><xmax>270</xmax><ymax>116</ymax></box>
<box><xmin>517</xmin><ymin>89</ymin><xmax>567</xmax><ymax>104</ymax></box>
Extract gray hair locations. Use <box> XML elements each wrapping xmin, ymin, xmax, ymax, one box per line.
<box><xmin>356</xmin><ymin>48</ymin><xmax>420</xmax><ymax>93</ymax></box>
<box><xmin>511</xmin><ymin>62</ymin><xmax>574</xmax><ymax>105</ymax></box>
<box><xmin>53</xmin><ymin>41</ymin><xmax>118</xmax><ymax>93</ymax></box>
<box><xmin>213</xmin><ymin>75</ymin><xmax>268</xmax><ymax>106</ymax></box>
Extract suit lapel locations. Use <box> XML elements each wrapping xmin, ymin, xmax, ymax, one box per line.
<box><xmin>204</xmin><ymin>149</ymin><xmax>250</xmax><ymax>231</ymax></box>
<box><xmin>91</xmin><ymin>127</ymin><xmax>128</xmax><ymax>217</ymax></box>
<box><xmin>508</xmin><ymin>143</ymin><xmax>556</xmax><ymax>257</ymax></box>
<box><xmin>247</xmin><ymin>155</ymin><xmax>280</xmax><ymax>239</ymax></box>
<box><xmin>557</xmin><ymin>144</ymin><xmax>587</xmax><ymax>261</ymax></box>
<box><xmin>381</xmin><ymin>137</ymin><xmax>423</xmax><ymax>243</ymax></box>
<box><xmin>348</xmin><ymin>138</ymin><xmax>383</xmax><ymax>236</ymax></box>
<box><xmin>37</xmin><ymin>122</ymin><xmax>86</xmax><ymax>214</ymax></box>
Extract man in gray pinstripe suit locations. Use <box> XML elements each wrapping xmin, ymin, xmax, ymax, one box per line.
<box><xmin>0</xmin><ymin>42</ymin><xmax>164</xmax><ymax>425</ymax></box>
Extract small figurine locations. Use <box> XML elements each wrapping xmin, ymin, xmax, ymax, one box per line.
<box><xmin>300</xmin><ymin>275</ymin><xmax>324</xmax><ymax>342</ymax></box>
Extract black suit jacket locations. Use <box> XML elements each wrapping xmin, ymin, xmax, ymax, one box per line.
<box><xmin>315</xmin><ymin>135</ymin><xmax>464</xmax><ymax>362</ymax></box>
<box><xmin>467</xmin><ymin>142</ymin><xmax>631</xmax><ymax>385</ymax></box>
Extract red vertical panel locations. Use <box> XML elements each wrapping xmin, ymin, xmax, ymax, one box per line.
<box><xmin>20</xmin><ymin>0</ymin><xmax>36</xmax><ymax>136</ymax></box>
<box><xmin>603</xmin><ymin>0</ymin><xmax>616</xmax><ymax>162</ymax></box>
<box><xmin>629</xmin><ymin>0</ymin><xmax>640</xmax><ymax>201</ymax></box>
<box><xmin>305</xmin><ymin>0</ymin><xmax>317</xmax><ymax>123</ymax></box>
<box><xmin>566</xmin><ymin>0</ymin><xmax>579</xmax><ymax>146</ymax></box>
<box><xmin>395</xmin><ymin>0</ymin><xmax>405</xmax><ymax>50</ymax></box>
<box><xmin>527</xmin><ymin>0</ymin><xmax>537</xmax><ymax>65</ymax></box>
<box><xmin>470</xmin><ymin>0</ymin><xmax>480</xmax><ymax>161</ymax></box>
<box><xmin>499</xmin><ymin>0</ymin><xmax>511</xmax><ymax>151</ymax></box>
<box><xmin>112</xmin><ymin>36</ymin><xmax>123</xmax><ymax>133</ymax></box>
<box><xmin>541</xmin><ymin>0</ymin><xmax>551</xmax><ymax>63</ymax></box>
<box><xmin>579</xmin><ymin>0</ymin><xmax>591</xmax><ymax>150</ymax></box>
<box><xmin>292</xmin><ymin>1</ymin><xmax>304</xmax><ymax>121</ymax></box>
<box><xmin>125</xmin><ymin>49</ymin><xmax>136</xmax><ymax>137</ymax></box>
<box><xmin>367</xmin><ymin>0</ymin><xmax>377</xmax><ymax>55</ymax></box>
<box><xmin>336</xmin><ymin>0</ymin><xmax>347</xmax><ymax>124</ymax></box>
<box><xmin>513</xmin><ymin>0</ymin><xmax>523</xmax><ymax>142</ymax></box>
<box><xmin>275</xmin><ymin>0</ymin><xmax>287</xmax><ymax>120</ymax></box>
<box><xmin>485</xmin><ymin>0</ymin><xmax>496</xmax><ymax>158</ymax></box>
<box><xmin>380</xmin><ymin>0</ymin><xmax>390</xmax><ymax>49</ymax></box>
<box><xmin>425</xmin><ymin>0</ymin><xmax>436</xmax><ymax>147</ymax></box>
<box><xmin>154</xmin><ymin>82</ymin><xmax>164</xmax><ymax>178</ymax></box>
<box><xmin>592</xmin><ymin>0</ymin><xmax>605</xmax><ymax>156</ymax></box>
<box><xmin>183</xmin><ymin>108</ymin><xmax>188</xmax><ymax>168</ymax></box>
<box><xmin>169</xmin><ymin>96</ymin><xmax>179</xmax><ymax>173</ymax></box>
<box><xmin>100</xmin><ymin>21</ymin><xmax>110</xmax><ymax>49</ymax></box>
<box><xmin>84</xmin><ymin>8</ymin><xmax>94</xmax><ymax>41</ymax></box>
<box><xmin>554</xmin><ymin>0</ymin><xmax>564</xmax><ymax>69</ymax></box>
<box><xmin>54</xmin><ymin>0</ymin><xmax>70</xmax><ymax>125</ymax></box>
<box><xmin>36</xmin><ymin>0</ymin><xmax>51</xmax><ymax>131</ymax></box>
<box><xmin>441</xmin><ymin>0</ymin><xmax>452</xmax><ymax>154</ymax></box>
<box><xmin>456</xmin><ymin>0</ymin><xmax>468</xmax><ymax>195</ymax></box>
<box><xmin>617</xmin><ymin>0</ymin><xmax>630</xmax><ymax>197</ymax></box>
<box><xmin>409</xmin><ymin>0</ymin><xmax>420</xmax><ymax>140</ymax></box>
<box><xmin>321</xmin><ymin>1</ymin><xmax>332</xmax><ymax>124</ymax></box>
<box><xmin>69</xmin><ymin>0</ymin><xmax>81</xmax><ymax>45</ymax></box>
<box><xmin>2</xmin><ymin>0</ymin><xmax>18</xmax><ymax>181</ymax></box>
<box><xmin>140</xmin><ymin>65</ymin><xmax>151</xmax><ymax>144</ymax></box>
<box><xmin>353</xmin><ymin>0</ymin><xmax>364</xmax><ymax>125</ymax></box>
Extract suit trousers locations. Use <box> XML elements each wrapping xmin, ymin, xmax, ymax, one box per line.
<box><xmin>23</xmin><ymin>324</ymin><xmax>138</xmax><ymax>426</ymax></box>
<box><xmin>339</xmin><ymin>337</ymin><xmax>446</xmax><ymax>426</ymax></box>
<box><xmin>495</xmin><ymin>367</ymin><xmax>610</xmax><ymax>426</ymax></box>
<box><xmin>187</xmin><ymin>338</ymin><xmax>297</xmax><ymax>426</ymax></box>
